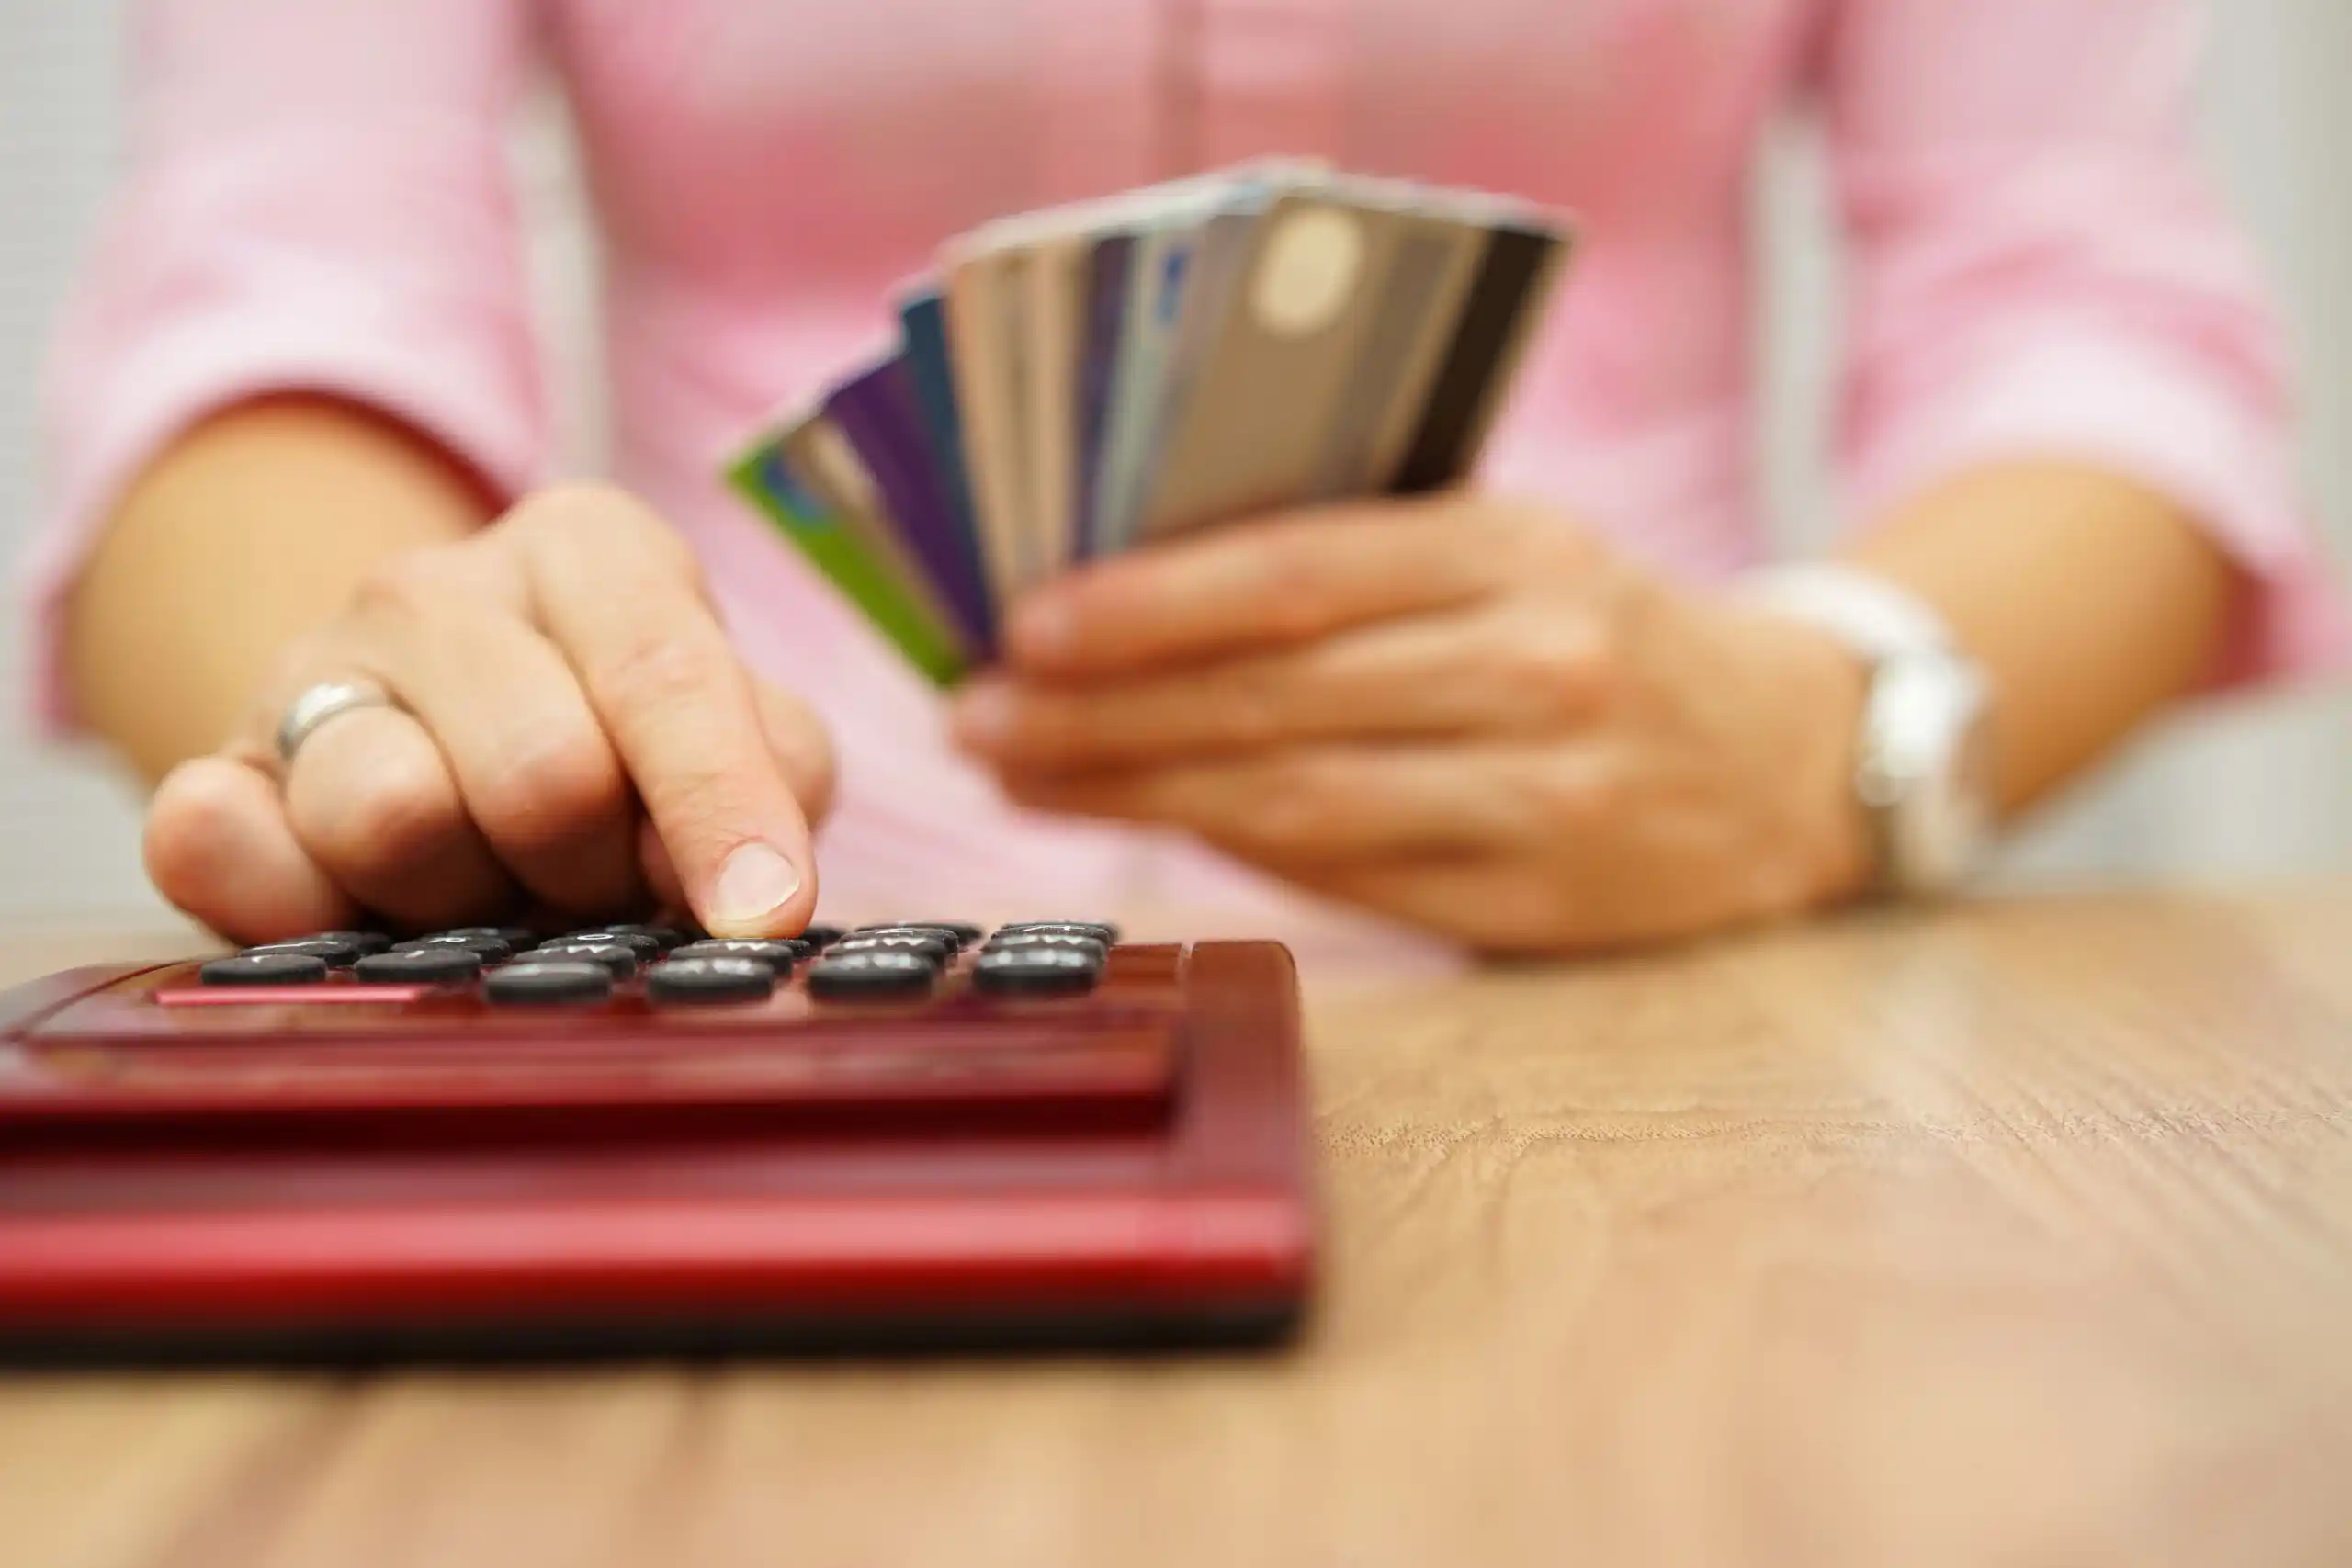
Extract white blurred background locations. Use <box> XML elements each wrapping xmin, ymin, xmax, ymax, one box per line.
<box><xmin>2</xmin><ymin>1</ymin><xmax>2346</xmax><ymax>928</ymax></box>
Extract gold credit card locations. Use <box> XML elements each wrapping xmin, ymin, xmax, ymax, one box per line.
<box><xmin>1136</xmin><ymin>186</ymin><xmax>1403</xmax><ymax>538</ymax></box>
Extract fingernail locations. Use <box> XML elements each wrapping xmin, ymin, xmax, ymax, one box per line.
<box><xmin>708</xmin><ymin>840</ymin><xmax>802</xmax><ymax>931</ymax></box>
<box><xmin>950</xmin><ymin>682</ymin><xmax>1015</xmax><ymax>750</ymax></box>
<box><xmin>1010</xmin><ymin>594</ymin><xmax>1078</xmax><ymax>663</ymax></box>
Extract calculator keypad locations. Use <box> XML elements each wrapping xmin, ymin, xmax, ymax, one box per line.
<box><xmin>191</xmin><ymin>921</ymin><xmax>1114</xmax><ymax>1008</ymax></box>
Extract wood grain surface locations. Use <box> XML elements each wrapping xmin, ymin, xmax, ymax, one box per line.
<box><xmin>6</xmin><ymin>886</ymin><xmax>2352</xmax><ymax>1567</ymax></box>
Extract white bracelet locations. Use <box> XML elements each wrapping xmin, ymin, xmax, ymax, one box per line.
<box><xmin>1737</xmin><ymin>564</ymin><xmax>1957</xmax><ymax>665</ymax></box>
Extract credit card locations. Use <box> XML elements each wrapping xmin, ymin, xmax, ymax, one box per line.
<box><xmin>1091</xmin><ymin>219</ymin><xmax>1204</xmax><ymax>555</ymax></box>
<box><xmin>962</xmin><ymin>169</ymin><xmax>1295</xmax><ymax>580</ymax></box>
<box><xmin>896</xmin><ymin>286</ymin><xmax>993</xmax><ymax>641</ymax></box>
<box><xmin>1091</xmin><ymin>164</ymin><xmax>1328</xmax><ymax>554</ymax></box>
<box><xmin>782</xmin><ymin>414</ymin><xmax>977</xmax><ymax>675</ymax></box>
<box><xmin>821</xmin><ymin>354</ymin><xmax>996</xmax><ymax>653</ymax></box>
<box><xmin>941</xmin><ymin>243</ymin><xmax>1030</xmax><ymax>618</ymax></box>
<box><xmin>1070</xmin><ymin>231</ymin><xmax>1135</xmax><ymax>559</ymax></box>
<box><xmin>1390</xmin><ymin>216</ymin><xmax>1573</xmax><ymax>493</ymax></box>
<box><xmin>1021</xmin><ymin>230</ymin><xmax>1091</xmax><ymax>582</ymax></box>
<box><xmin>1137</xmin><ymin>184</ymin><xmax>1398</xmax><ymax>538</ymax></box>
<box><xmin>728</xmin><ymin>422</ymin><xmax>968</xmax><ymax>686</ymax></box>
<box><xmin>1306</xmin><ymin>188</ymin><xmax>1495</xmax><ymax>499</ymax></box>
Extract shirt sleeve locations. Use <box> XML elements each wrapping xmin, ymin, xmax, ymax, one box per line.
<box><xmin>23</xmin><ymin>0</ymin><xmax>548</xmax><ymax>736</ymax></box>
<box><xmin>1817</xmin><ymin>0</ymin><xmax>2352</xmax><ymax>687</ymax></box>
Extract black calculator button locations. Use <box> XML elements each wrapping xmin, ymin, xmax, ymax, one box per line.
<box><xmin>396</xmin><ymin>933</ymin><xmax>515</xmax><ymax>963</ymax></box>
<box><xmin>556</xmin><ymin>929</ymin><xmax>662</xmax><ymax>958</ymax></box>
<box><xmin>646</xmin><ymin>957</ymin><xmax>776</xmax><ymax>1004</ymax></box>
<box><xmin>996</xmin><ymin>921</ymin><xmax>1120</xmax><ymax>944</ymax></box>
<box><xmin>972</xmin><ymin>945</ymin><xmax>1102</xmax><ymax>997</ymax></box>
<box><xmin>671</xmin><ymin>939</ymin><xmax>802</xmax><ymax>972</ymax></box>
<box><xmin>570</xmin><ymin>923</ymin><xmax>692</xmax><ymax>951</ymax></box>
<box><xmin>200</xmin><ymin>952</ymin><xmax>331</xmax><ymax>987</ymax></box>
<box><xmin>354</xmin><ymin>947</ymin><xmax>482</xmax><ymax>985</ymax></box>
<box><xmin>303</xmin><ymin>930</ymin><xmax>395</xmax><ymax>956</ymax></box>
<box><xmin>807</xmin><ymin>949</ymin><xmax>936</xmax><ymax>999</ymax></box>
<box><xmin>856</xmin><ymin>921</ymin><xmax>979</xmax><ymax>948</ymax></box>
<box><xmin>526</xmin><ymin>941</ymin><xmax>640</xmax><ymax>978</ymax></box>
<box><xmin>242</xmin><ymin>936</ymin><xmax>362</xmax><ymax>967</ymax></box>
<box><xmin>484</xmin><ymin>961</ymin><xmax>614</xmax><ymax>1006</ymax></box>
<box><xmin>983</xmin><ymin>931</ymin><xmax>1108</xmax><ymax>959</ymax></box>
<box><xmin>437</xmin><ymin>926</ymin><xmax>538</xmax><ymax>951</ymax></box>
<box><xmin>831</xmin><ymin>931</ymin><xmax>952</xmax><ymax>964</ymax></box>
<box><xmin>796</xmin><ymin>925</ymin><xmax>846</xmax><ymax>949</ymax></box>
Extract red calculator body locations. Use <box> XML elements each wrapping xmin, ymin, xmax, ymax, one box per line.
<box><xmin>0</xmin><ymin>928</ymin><xmax>1315</xmax><ymax>1363</ymax></box>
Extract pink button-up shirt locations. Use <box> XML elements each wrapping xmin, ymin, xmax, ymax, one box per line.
<box><xmin>30</xmin><ymin>0</ymin><xmax>2348</xmax><ymax>932</ymax></box>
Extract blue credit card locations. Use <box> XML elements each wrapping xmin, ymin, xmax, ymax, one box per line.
<box><xmin>1070</xmin><ymin>232</ymin><xmax>1135</xmax><ymax>560</ymax></box>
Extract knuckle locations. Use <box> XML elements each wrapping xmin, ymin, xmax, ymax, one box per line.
<box><xmin>1502</xmin><ymin>510</ymin><xmax>1603</xmax><ymax>581</ymax></box>
<box><xmin>316</xmin><ymin>753</ymin><xmax>464</xmax><ymax>876</ymax></box>
<box><xmin>1255</xmin><ymin>542</ymin><xmax>1340</xmax><ymax>642</ymax></box>
<box><xmin>1219</xmin><ymin>765</ymin><xmax>1332</xmax><ymax>856</ymax></box>
<box><xmin>143</xmin><ymin>764</ymin><xmax>243</xmax><ymax>901</ymax></box>
<box><xmin>1003</xmin><ymin>694</ymin><xmax>1076</xmax><ymax>758</ymax></box>
<box><xmin>787</xmin><ymin>731</ymin><xmax>838</xmax><ymax>822</ymax></box>
<box><xmin>1526</xmin><ymin>756</ymin><xmax>1624</xmax><ymax>833</ymax></box>
<box><xmin>470</xmin><ymin>729</ymin><xmax>628</xmax><ymax>852</ymax></box>
<box><xmin>627</xmin><ymin>747</ymin><xmax>741</xmax><ymax>840</ymax></box>
<box><xmin>1495</xmin><ymin>619</ymin><xmax>1614</xmax><ymax>727</ymax></box>
<box><xmin>1214</xmin><ymin>668</ymin><xmax>1289</xmax><ymax>748</ymax></box>
<box><xmin>593</xmin><ymin>626</ymin><xmax>721</xmax><ymax>716</ymax></box>
<box><xmin>512</xmin><ymin>482</ymin><xmax>698</xmax><ymax>577</ymax></box>
<box><xmin>351</xmin><ymin>547</ymin><xmax>472</xmax><ymax>626</ymax></box>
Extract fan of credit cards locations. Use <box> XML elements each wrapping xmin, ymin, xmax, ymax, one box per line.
<box><xmin>728</xmin><ymin>162</ymin><xmax>1575</xmax><ymax>684</ymax></box>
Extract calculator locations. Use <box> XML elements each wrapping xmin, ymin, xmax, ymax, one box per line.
<box><xmin>0</xmin><ymin>921</ymin><xmax>1315</xmax><ymax>1364</ymax></box>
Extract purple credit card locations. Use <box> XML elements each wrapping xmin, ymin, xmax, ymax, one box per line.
<box><xmin>822</xmin><ymin>357</ymin><xmax>996</xmax><ymax>656</ymax></box>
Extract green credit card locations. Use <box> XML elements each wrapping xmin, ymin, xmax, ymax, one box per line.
<box><xmin>728</xmin><ymin>437</ymin><xmax>968</xmax><ymax>687</ymax></box>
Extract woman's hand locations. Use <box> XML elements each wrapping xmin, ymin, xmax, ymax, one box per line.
<box><xmin>144</xmin><ymin>484</ymin><xmax>833</xmax><ymax>944</ymax></box>
<box><xmin>952</xmin><ymin>496</ymin><xmax>1872</xmax><ymax>955</ymax></box>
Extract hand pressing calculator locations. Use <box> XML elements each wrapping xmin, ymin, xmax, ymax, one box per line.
<box><xmin>0</xmin><ymin>921</ymin><xmax>1315</xmax><ymax>1364</ymax></box>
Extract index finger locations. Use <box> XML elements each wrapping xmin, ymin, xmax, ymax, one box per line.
<box><xmin>517</xmin><ymin>488</ymin><xmax>819</xmax><ymax>939</ymax></box>
<box><xmin>1003</xmin><ymin>500</ymin><xmax>1515</xmax><ymax>678</ymax></box>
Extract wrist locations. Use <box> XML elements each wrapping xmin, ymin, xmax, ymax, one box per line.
<box><xmin>1740</xmin><ymin>563</ymin><xmax>2001</xmax><ymax>902</ymax></box>
<box><xmin>1747</xmin><ymin>608</ymin><xmax>1879</xmax><ymax>910</ymax></box>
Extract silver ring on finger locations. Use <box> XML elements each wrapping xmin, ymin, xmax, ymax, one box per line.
<box><xmin>275</xmin><ymin>678</ymin><xmax>401</xmax><ymax>769</ymax></box>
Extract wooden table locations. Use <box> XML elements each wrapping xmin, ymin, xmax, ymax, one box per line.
<box><xmin>6</xmin><ymin>886</ymin><xmax>2352</xmax><ymax>1567</ymax></box>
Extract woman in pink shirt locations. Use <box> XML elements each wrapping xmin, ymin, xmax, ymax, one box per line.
<box><xmin>35</xmin><ymin>0</ymin><xmax>2346</xmax><ymax>953</ymax></box>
